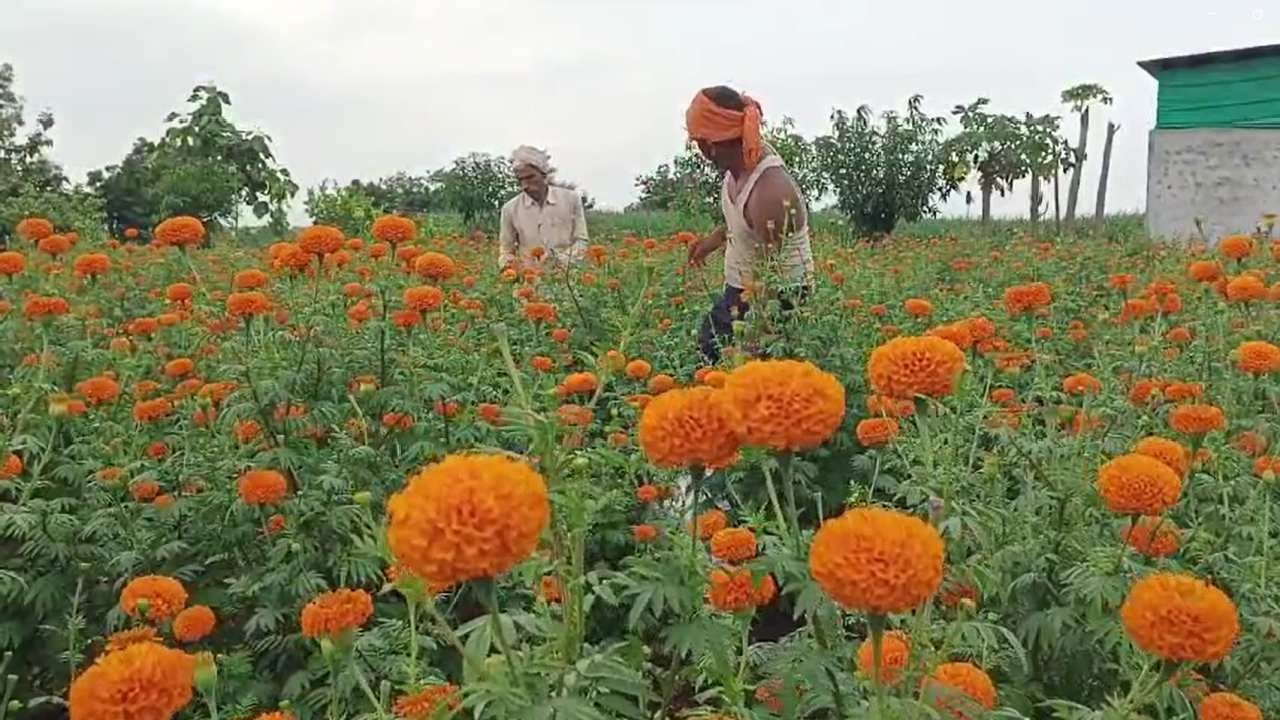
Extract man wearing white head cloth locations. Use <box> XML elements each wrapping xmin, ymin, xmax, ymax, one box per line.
<box><xmin>498</xmin><ymin>145</ymin><xmax>589</xmax><ymax>269</ymax></box>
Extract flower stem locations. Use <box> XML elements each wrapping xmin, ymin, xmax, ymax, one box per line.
<box><xmin>350</xmin><ymin>656</ymin><xmax>388</xmax><ymax>719</ymax></box>
<box><xmin>480</xmin><ymin>579</ymin><xmax>526</xmax><ymax>692</ymax></box>
<box><xmin>406</xmin><ymin>595</ymin><xmax>419</xmax><ymax>684</ymax></box>
<box><xmin>422</xmin><ymin>597</ymin><xmax>487</xmax><ymax>679</ymax></box>
<box><xmin>762</xmin><ymin>462</ymin><xmax>791</xmax><ymax>546</ymax></box>
<box><xmin>868</xmin><ymin>614</ymin><xmax>887</xmax><ymax>719</ymax></box>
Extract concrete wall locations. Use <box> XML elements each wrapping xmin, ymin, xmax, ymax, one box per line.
<box><xmin>1146</xmin><ymin>128</ymin><xmax>1280</xmax><ymax>244</ymax></box>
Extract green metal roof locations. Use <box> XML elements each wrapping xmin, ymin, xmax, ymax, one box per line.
<box><xmin>1139</xmin><ymin>44</ymin><xmax>1280</xmax><ymax>129</ymax></box>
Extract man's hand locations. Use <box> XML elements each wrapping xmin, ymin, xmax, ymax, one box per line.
<box><xmin>687</xmin><ymin>227</ymin><xmax>726</xmax><ymax>267</ymax></box>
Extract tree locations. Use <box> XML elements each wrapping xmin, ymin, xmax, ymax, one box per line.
<box><xmin>764</xmin><ymin>116</ymin><xmax>827</xmax><ymax>204</ymax></box>
<box><xmin>304</xmin><ymin>180</ymin><xmax>383</xmax><ymax>237</ymax></box>
<box><xmin>353</xmin><ymin>172</ymin><xmax>439</xmax><ymax>215</ymax></box>
<box><xmin>947</xmin><ymin>99</ymin><xmax>1030</xmax><ymax>225</ymax></box>
<box><xmin>432</xmin><ymin>152</ymin><xmax>517</xmax><ymax>228</ymax></box>
<box><xmin>1060</xmin><ymin>83</ymin><xmax>1113</xmax><ymax>231</ymax></box>
<box><xmin>1021</xmin><ymin>113</ymin><xmax>1064</xmax><ymax>230</ymax></box>
<box><xmin>816</xmin><ymin>96</ymin><xmax>958</xmax><ymax>235</ymax></box>
<box><xmin>88</xmin><ymin>84</ymin><xmax>297</xmax><ymax>238</ymax></box>
<box><xmin>1094</xmin><ymin>121</ymin><xmax>1120</xmax><ymax>227</ymax></box>
<box><xmin>632</xmin><ymin>145</ymin><xmax>722</xmax><ymax>220</ymax></box>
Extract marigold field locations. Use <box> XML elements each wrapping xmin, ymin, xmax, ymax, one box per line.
<box><xmin>2</xmin><ymin>215</ymin><xmax>1279</xmax><ymax>720</ymax></box>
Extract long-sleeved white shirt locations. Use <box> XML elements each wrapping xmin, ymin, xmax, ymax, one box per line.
<box><xmin>498</xmin><ymin>186</ymin><xmax>589</xmax><ymax>268</ymax></box>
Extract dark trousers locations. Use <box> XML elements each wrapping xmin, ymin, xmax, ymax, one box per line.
<box><xmin>698</xmin><ymin>285</ymin><xmax>805</xmax><ymax>364</ymax></box>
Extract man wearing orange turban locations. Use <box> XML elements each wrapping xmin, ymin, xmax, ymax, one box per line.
<box><xmin>685</xmin><ymin>86</ymin><xmax>814</xmax><ymax>363</ymax></box>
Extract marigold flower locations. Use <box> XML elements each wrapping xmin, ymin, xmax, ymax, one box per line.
<box><xmin>867</xmin><ymin>394</ymin><xmax>914</xmax><ymax>418</ymax></box>
<box><xmin>855</xmin><ymin>417</ymin><xmax>899</xmax><ymax>447</ymax></box>
<box><xmin>637</xmin><ymin>387</ymin><xmax>740</xmax><ymax>469</ymax></box>
<box><xmin>153</xmin><ymin>216</ymin><xmax>206</xmax><ymax>248</ymax></box>
<box><xmin>163</xmin><ymin>358</ymin><xmax>194</xmax><ymax>379</ymax></box>
<box><xmin>226</xmin><ymin>291</ymin><xmax>272</xmax><ymax>318</ymax></box>
<box><xmin>69</xmin><ymin>642</ymin><xmax>195</xmax><ymax>720</ymax></box>
<box><xmin>1163</xmin><ymin>382</ymin><xmax>1203</xmax><ymax>403</ymax></box>
<box><xmin>1225</xmin><ymin>274</ymin><xmax>1266</xmax><ymax>303</ymax></box>
<box><xmin>1120</xmin><ymin>572</ymin><xmax>1238</xmax><ymax>662</ymax></box>
<box><xmin>1169</xmin><ymin>404</ymin><xmax>1225</xmax><ymax>436</ymax></box>
<box><xmin>23</xmin><ymin>295</ymin><xmax>70</xmax><ymax>319</ymax></box>
<box><xmin>1121</xmin><ymin>516</ymin><xmax>1180</xmax><ymax>558</ymax></box>
<box><xmin>172</xmin><ymin>605</ymin><xmax>216</xmax><ymax>643</ymax></box>
<box><xmin>1234</xmin><ymin>340</ymin><xmax>1280</xmax><ymax>375</ymax></box>
<box><xmin>927</xmin><ymin>322</ymin><xmax>974</xmax><ymax>351</ymax></box>
<box><xmin>237</xmin><ymin>469</ymin><xmax>288</xmax><ymax>505</ymax></box>
<box><xmin>300</xmin><ymin>588</ymin><xmax>374</xmax><ymax>638</ymax></box>
<box><xmin>73</xmin><ymin>252</ymin><xmax>111</xmax><ymax>277</ymax></box>
<box><xmin>1133</xmin><ymin>436</ymin><xmax>1191</xmax><ymax>477</ymax></box>
<box><xmin>706</xmin><ymin>568</ymin><xmax>771</xmax><ymax>613</ymax></box>
<box><xmin>233</xmin><ymin>268</ymin><xmax>269</xmax><ymax>290</ymax></box>
<box><xmin>296</xmin><ymin>225</ymin><xmax>344</xmax><ymax>255</ymax></box>
<box><xmin>121</xmin><ymin>575</ymin><xmax>189</xmax><ymax>622</ymax></box>
<box><xmin>387</xmin><ymin>454</ymin><xmax>549</xmax><ymax>587</ymax></box>
<box><xmin>710</xmin><ymin>527</ymin><xmax>757</xmax><ymax>563</ymax></box>
<box><xmin>412</xmin><ymin>251</ymin><xmax>456</xmax><ymax>280</ymax></box>
<box><xmin>104</xmin><ymin>626</ymin><xmax>160</xmax><ymax>654</ymax></box>
<box><xmin>691</xmin><ymin>508</ymin><xmax>730</xmax><ymax>540</ymax></box>
<box><xmin>1002</xmin><ymin>282</ymin><xmax>1052</xmax><ymax>314</ymax></box>
<box><xmin>133</xmin><ymin>397</ymin><xmax>173</xmax><ymax>423</ymax></box>
<box><xmin>625</xmin><ymin>359</ymin><xmax>652</xmax><ymax>380</ymax></box>
<box><xmin>1062</xmin><ymin>372</ymin><xmax>1101</xmax><ymax>395</ymax></box>
<box><xmin>904</xmin><ymin>297</ymin><xmax>933</xmax><ymax>317</ymax></box>
<box><xmin>1199</xmin><ymin>692</ymin><xmax>1262</xmax><ymax>720</ymax></box>
<box><xmin>522</xmin><ymin>301</ymin><xmax>558</xmax><ymax>324</ymax></box>
<box><xmin>632</xmin><ymin>524</ymin><xmax>658</xmax><ymax>543</ymax></box>
<box><xmin>1233</xmin><ymin>431</ymin><xmax>1267</xmax><ymax>458</ymax></box>
<box><xmin>562</xmin><ymin>371</ymin><xmax>599</xmax><ymax>395</ymax></box>
<box><xmin>867</xmin><ymin>336</ymin><xmax>966</xmax><ymax>399</ymax></box>
<box><xmin>1096</xmin><ymin>454</ymin><xmax>1182</xmax><ymax>515</ymax></box>
<box><xmin>635</xmin><ymin>484</ymin><xmax>661</xmax><ymax>504</ymax></box>
<box><xmin>964</xmin><ymin>315</ymin><xmax>996</xmax><ymax>341</ymax></box>
<box><xmin>923</xmin><ymin>662</ymin><xmax>997</xmax><ymax>716</ymax></box>
<box><xmin>722</xmin><ymin>360</ymin><xmax>846</xmax><ymax>452</ymax></box>
<box><xmin>809</xmin><ymin>506</ymin><xmax>944</xmax><ymax>614</ymax></box>
<box><xmin>538</xmin><ymin>574</ymin><xmax>563</xmax><ymax>604</ymax></box>
<box><xmin>372</xmin><ymin>214</ymin><xmax>417</xmax><ymax>244</ymax></box>
<box><xmin>37</xmin><ymin>234</ymin><xmax>71</xmax><ymax>257</ymax></box>
<box><xmin>1187</xmin><ymin>260</ymin><xmax>1224</xmax><ymax>282</ymax></box>
<box><xmin>557</xmin><ymin>403</ymin><xmax>593</xmax><ymax>427</ymax></box>
<box><xmin>130</xmin><ymin>480</ymin><xmax>161</xmax><ymax>502</ymax></box>
<box><xmin>0</xmin><ymin>453</ymin><xmax>21</xmax><ymax>480</ymax></box>
<box><xmin>1219</xmin><ymin>234</ymin><xmax>1255</xmax><ymax>260</ymax></box>
<box><xmin>76</xmin><ymin>375</ymin><xmax>121</xmax><ymax>405</ymax></box>
<box><xmin>392</xmin><ymin>684</ymin><xmax>461</xmax><ymax>719</ymax></box>
<box><xmin>251</xmin><ymin>712</ymin><xmax>296</xmax><ymax>720</ymax></box>
<box><xmin>0</xmin><ymin>250</ymin><xmax>25</xmax><ymax>276</ymax></box>
<box><xmin>856</xmin><ymin>630</ymin><xmax>911</xmax><ymax>686</ymax></box>
<box><xmin>647</xmin><ymin>374</ymin><xmax>676</xmax><ymax>395</ymax></box>
<box><xmin>15</xmin><ymin>217</ymin><xmax>54</xmax><ymax>241</ymax></box>
<box><xmin>403</xmin><ymin>285</ymin><xmax>444</xmax><ymax>312</ymax></box>
<box><xmin>164</xmin><ymin>283</ymin><xmax>193</xmax><ymax>304</ymax></box>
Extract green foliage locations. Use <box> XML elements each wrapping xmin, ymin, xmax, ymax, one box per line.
<box><xmin>304</xmin><ymin>180</ymin><xmax>383</xmax><ymax>238</ymax></box>
<box><xmin>431</xmin><ymin>152</ymin><xmax>517</xmax><ymax>228</ymax></box>
<box><xmin>631</xmin><ymin>144</ymin><xmax>722</xmax><ymax>221</ymax></box>
<box><xmin>1061</xmin><ymin>84</ymin><xmax>1114</xmax><ymax>114</ymax></box>
<box><xmin>815</xmin><ymin>95</ymin><xmax>958</xmax><ymax>235</ymax></box>
<box><xmin>946</xmin><ymin>98</ymin><xmax>1032</xmax><ymax>220</ymax></box>
<box><xmin>764</xmin><ymin>116</ymin><xmax>827</xmax><ymax>205</ymax></box>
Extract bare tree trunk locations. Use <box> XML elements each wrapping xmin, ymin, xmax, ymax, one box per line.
<box><xmin>1094</xmin><ymin>122</ymin><xmax>1120</xmax><ymax>229</ymax></box>
<box><xmin>1029</xmin><ymin>174</ymin><xmax>1042</xmax><ymax>230</ymax></box>
<box><xmin>981</xmin><ymin>184</ymin><xmax>993</xmax><ymax>226</ymax></box>
<box><xmin>1053</xmin><ymin>171</ymin><xmax>1062</xmax><ymax>235</ymax></box>
<box><xmin>1064</xmin><ymin>105</ymin><xmax>1090</xmax><ymax>230</ymax></box>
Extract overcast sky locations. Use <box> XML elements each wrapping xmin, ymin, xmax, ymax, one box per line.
<box><xmin>3</xmin><ymin>1</ymin><xmax>1275</xmax><ymax>221</ymax></box>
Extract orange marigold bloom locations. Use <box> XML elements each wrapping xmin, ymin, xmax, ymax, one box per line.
<box><xmin>1199</xmin><ymin>692</ymin><xmax>1262</xmax><ymax>720</ymax></box>
<box><xmin>557</xmin><ymin>404</ymin><xmax>593</xmax><ymax>427</ymax></box>
<box><xmin>1133</xmin><ymin>436</ymin><xmax>1191</xmax><ymax>477</ymax></box>
<box><xmin>15</xmin><ymin>217</ymin><xmax>54</xmax><ymax>241</ymax></box>
<box><xmin>154</xmin><ymin>216</ymin><xmax>205</xmax><ymax>248</ymax></box>
<box><xmin>706</xmin><ymin>568</ymin><xmax>770</xmax><ymax>613</ymax></box>
<box><xmin>403</xmin><ymin>285</ymin><xmax>444</xmax><ymax>312</ymax></box>
<box><xmin>300</xmin><ymin>588</ymin><xmax>374</xmax><ymax>638</ymax></box>
<box><xmin>37</xmin><ymin>234</ymin><xmax>71</xmax><ymax>257</ymax></box>
<box><xmin>1120</xmin><ymin>572</ymin><xmax>1238</xmax><ymax>662</ymax></box>
<box><xmin>1163</xmin><ymin>382</ymin><xmax>1204</xmax><ymax>403</ymax></box>
<box><xmin>989</xmin><ymin>388</ymin><xmax>1016</xmax><ymax>406</ymax></box>
<box><xmin>69</xmin><ymin>642</ymin><xmax>194</xmax><ymax>720</ymax></box>
<box><xmin>296</xmin><ymin>225</ymin><xmax>344</xmax><ymax>255</ymax></box>
<box><xmin>964</xmin><ymin>315</ymin><xmax>996</xmax><ymax>341</ymax></box>
<box><xmin>251</xmin><ymin>712</ymin><xmax>296</xmax><ymax>720</ymax></box>
<box><xmin>856</xmin><ymin>630</ymin><xmax>911</xmax><ymax>686</ymax></box>
<box><xmin>856</xmin><ymin>417</ymin><xmax>899</xmax><ymax>447</ymax></box>
<box><xmin>0</xmin><ymin>453</ymin><xmax>21</xmax><ymax>480</ymax></box>
<box><xmin>722</xmin><ymin>360</ymin><xmax>846</xmax><ymax>452</ymax></box>
<box><xmin>1108</xmin><ymin>273</ymin><xmax>1137</xmax><ymax>290</ymax></box>
<box><xmin>1121</xmin><ymin>516</ymin><xmax>1181</xmax><ymax>558</ymax></box>
<box><xmin>562</xmin><ymin>371</ymin><xmax>599</xmax><ymax>395</ymax></box>
<box><xmin>0</xmin><ymin>250</ymin><xmax>25</xmax><ymax>276</ymax></box>
<box><xmin>387</xmin><ymin>454</ymin><xmax>549</xmax><ymax>587</ymax></box>
<box><xmin>1002</xmin><ymin>282</ymin><xmax>1052</xmax><ymax>315</ymax></box>
<box><xmin>1096</xmin><ymin>454</ymin><xmax>1182</xmax><ymax>515</ymax></box>
<box><xmin>1234</xmin><ymin>340</ymin><xmax>1280</xmax><ymax>375</ymax></box>
<box><xmin>927</xmin><ymin>322</ymin><xmax>974</xmax><ymax>351</ymax></box>
<box><xmin>76</xmin><ymin>375</ymin><xmax>121</xmax><ymax>405</ymax></box>
<box><xmin>392</xmin><ymin>684</ymin><xmax>461</xmax><ymax>719</ymax></box>
<box><xmin>73</xmin><ymin>252</ymin><xmax>111</xmax><ymax>277</ymax></box>
<box><xmin>165</xmin><ymin>283</ymin><xmax>193</xmax><ymax>303</ymax></box>
<box><xmin>647</xmin><ymin>374</ymin><xmax>676</xmax><ymax>394</ymax></box>
<box><xmin>1062</xmin><ymin>372</ymin><xmax>1101</xmax><ymax>396</ymax></box>
<box><xmin>237</xmin><ymin>469</ymin><xmax>288</xmax><ymax>505</ymax></box>
<box><xmin>710</xmin><ymin>527</ymin><xmax>757</xmax><ymax>563</ymax></box>
<box><xmin>1225</xmin><ymin>274</ymin><xmax>1266</xmax><ymax>303</ymax></box>
<box><xmin>104</xmin><ymin>626</ymin><xmax>160</xmax><ymax>654</ymax></box>
<box><xmin>171</xmin><ymin>605</ymin><xmax>216</xmax><ymax>643</ymax></box>
<box><xmin>1188</xmin><ymin>260</ymin><xmax>1224</xmax><ymax>283</ymax></box>
<box><xmin>132</xmin><ymin>397</ymin><xmax>173</xmax><ymax>423</ymax></box>
<box><xmin>372</xmin><ymin>214</ymin><xmax>417</xmax><ymax>244</ymax></box>
<box><xmin>632</xmin><ymin>524</ymin><xmax>658</xmax><ymax>543</ymax></box>
<box><xmin>867</xmin><ymin>336</ymin><xmax>966</xmax><ymax>399</ymax></box>
<box><xmin>1233</xmin><ymin>431</ymin><xmax>1268</xmax><ymax>458</ymax></box>
<box><xmin>809</xmin><ymin>506</ymin><xmax>944</xmax><ymax>614</ymax></box>
<box><xmin>163</xmin><ymin>358</ymin><xmax>194</xmax><ymax>379</ymax></box>
<box><xmin>121</xmin><ymin>575</ymin><xmax>188</xmax><ymax>622</ymax></box>
<box><xmin>23</xmin><ymin>295</ymin><xmax>70</xmax><ymax>319</ymax></box>
<box><xmin>130</xmin><ymin>480</ymin><xmax>160</xmax><ymax>502</ymax></box>
<box><xmin>867</xmin><ymin>394</ymin><xmax>914</xmax><ymax>418</ymax></box>
<box><xmin>693</xmin><ymin>509</ymin><xmax>729</xmax><ymax>540</ymax></box>
<box><xmin>538</xmin><ymin>574</ymin><xmax>563</xmax><ymax>603</ymax></box>
<box><xmin>412</xmin><ymin>251</ymin><xmax>457</xmax><ymax>280</ymax></box>
<box><xmin>923</xmin><ymin>662</ymin><xmax>997</xmax><ymax>716</ymax></box>
<box><xmin>226</xmin><ymin>291</ymin><xmax>272</xmax><ymax>317</ymax></box>
<box><xmin>1165</xmin><ymin>326</ymin><xmax>1193</xmax><ymax>344</ymax></box>
<box><xmin>625</xmin><ymin>359</ymin><xmax>652</xmax><ymax>380</ymax></box>
<box><xmin>523</xmin><ymin>301</ymin><xmax>558</xmax><ymax>324</ymax></box>
<box><xmin>903</xmin><ymin>297</ymin><xmax>934</xmax><ymax>317</ymax></box>
<box><xmin>1219</xmin><ymin>234</ymin><xmax>1255</xmax><ymax>260</ymax></box>
<box><xmin>1169</xmin><ymin>404</ymin><xmax>1226</xmax><ymax>435</ymax></box>
<box><xmin>637</xmin><ymin>387</ymin><xmax>740</xmax><ymax>469</ymax></box>
<box><xmin>233</xmin><ymin>268</ymin><xmax>269</xmax><ymax>290</ymax></box>
<box><xmin>635</xmin><ymin>484</ymin><xmax>661</xmax><ymax>503</ymax></box>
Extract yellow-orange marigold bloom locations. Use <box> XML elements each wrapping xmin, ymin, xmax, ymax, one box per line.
<box><xmin>692</xmin><ymin>508</ymin><xmax>730</xmax><ymax>541</ymax></box>
<box><xmin>523</xmin><ymin>301</ymin><xmax>558</xmax><ymax>324</ymax></box>
<box><xmin>927</xmin><ymin>322</ymin><xmax>974</xmax><ymax>351</ymax></box>
<box><xmin>1003</xmin><ymin>282</ymin><xmax>1052</xmax><ymax>315</ymax></box>
<box><xmin>15</xmin><ymin>217</ymin><xmax>54</xmax><ymax>242</ymax></box>
<box><xmin>1169</xmin><ymin>404</ymin><xmax>1226</xmax><ymax>435</ymax></box>
<box><xmin>1219</xmin><ymin>234</ymin><xmax>1255</xmax><ymax>260</ymax></box>
<box><xmin>226</xmin><ymin>291</ymin><xmax>272</xmax><ymax>317</ymax></box>
<box><xmin>1188</xmin><ymin>260</ymin><xmax>1224</xmax><ymax>283</ymax></box>
<box><xmin>809</xmin><ymin>506</ymin><xmax>944</xmax><ymax>614</ymax></box>
<box><xmin>165</xmin><ymin>282</ymin><xmax>193</xmax><ymax>303</ymax></box>
<box><xmin>251</xmin><ymin>712</ymin><xmax>297</xmax><ymax>720</ymax></box>
<box><xmin>387</xmin><ymin>454</ymin><xmax>549</xmax><ymax>587</ymax></box>
<box><xmin>296</xmin><ymin>225</ymin><xmax>344</xmax><ymax>255</ymax></box>
<box><xmin>23</xmin><ymin>295</ymin><xmax>70</xmax><ymax>319</ymax></box>
<box><xmin>1133</xmin><ymin>436</ymin><xmax>1191</xmax><ymax>477</ymax></box>
<box><xmin>300</xmin><ymin>588</ymin><xmax>374</xmax><ymax>638</ymax></box>
<box><xmin>0</xmin><ymin>453</ymin><xmax>22</xmax><ymax>480</ymax></box>
<box><xmin>73</xmin><ymin>252</ymin><xmax>111</xmax><ymax>277</ymax></box>
<box><xmin>1233</xmin><ymin>431</ymin><xmax>1268</xmax><ymax>458</ymax></box>
<box><xmin>171</xmin><ymin>605</ymin><xmax>216</xmax><ymax>643</ymax></box>
<box><xmin>562</xmin><ymin>371</ymin><xmax>599</xmax><ymax>395</ymax></box>
<box><xmin>1163</xmin><ymin>382</ymin><xmax>1204</xmax><ymax>403</ymax></box>
<box><xmin>403</xmin><ymin>285</ymin><xmax>444</xmax><ymax>312</ymax></box>
<box><xmin>372</xmin><ymin>214</ymin><xmax>417</xmax><ymax>244</ymax></box>
<box><xmin>856</xmin><ymin>630</ymin><xmax>911</xmax><ymax>686</ymax></box>
<box><xmin>233</xmin><ymin>268</ymin><xmax>269</xmax><ymax>289</ymax></box>
<box><xmin>706</xmin><ymin>568</ymin><xmax>770</xmax><ymax>613</ymax></box>
<box><xmin>104</xmin><ymin>626</ymin><xmax>160</xmax><ymax>655</ymax></box>
<box><xmin>163</xmin><ymin>358</ymin><xmax>194</xmax><ymax>379</ymax></box>
<box><xmin>1225</xmin><ymin>274</ymin><xmax>1266</xmax><ymax>303</ymax></box>
<box><xmin>1120</xmin><ymin>572</ymin><xmax>1238</xmax><ymax>662</ymax></box>
<box><xmin>121</xmin><ymin>575</ymin><xmax>188</xmax><ymax>622</ymax></box>
<box><xmin>1199</xmin><ymin>692</ymin><xmax>1262</xmax><ymax>720</ymax></box>
<box><xmin>76</xmin><ymin>375</ymin><xmax>121</xmax><ymax>405</ymax></box>
<box><xmin>637</xmin><ymin>387</ymin><xmax>740</xmax><ymax>469</ymax></box>
<box><xmin>1121</xmin><ymin>517</ymin><xmax>1181</xmax><ymax>558</ymax></box>
<box><xmin>1234</xmin><ymin>340</ymin><xmax>1280</xmax><ymax>375</ymax></box>
<box><xmin>855</xmin><ymin>417</ymin><xmax>899</xmax><ymax>447</ymax></box>
<box><xmin>412</xmin><ymin>251</ymin><xmax>456</xmax><ymax>280</ymax></box>
<box><xmin>154</xmin><ymin>216</ymin><xmax>205</xmax><ymax>248</ymax></box>
<box><xmin>237</xmin><ymin>469</ymin><xmax>288</xmax><ymax>505</ymax></box>
<box><xmin>903</xmin><ymin>297</ymin><xmax>934</xmax><ymax>317</ymax></box>
<box><xmin>392</xmin><ymin>684</ymin><xmax>461</xmax><ymax>719</ymax></box>
<box><xmin>923</xmin><ymin>662</ymin><xmax>997</xmax><ymax>717</ymax></box>
<box><xmin>0</xmin><ymin>250</ymin><xmax>25</xmax><ymax>276</ymax></box>
<box><xmin>867</xmin><ymin>336</ymin><xmax>966</xmax><ymax>400</ymax></box>
<box><xmin>632</xmin><ymin>524</ymin><xmax>658</xmax><ymax>543</ymax></box>
<box><xmin>1096</xmin><ymin>454</ymin><xmax>1182</xmax><ymax>515</ymax></box>
<box><xmin>132</xmin><ymin>397</ymin><xmax>173</xmax><ymax>423</ymax></box>
<box><xmin>37</xmin><ymin>234</ymin><xmax>71</xmax><ymax>257</ymax></box>
<box><xmin>625</xmin><ymin>359</ymin><xmax>652</xmax><ymax>380</ymax></box>
<box><xmin>722</xmin><ymin>360</ymin><xmax>846</xmax><ymax>452</ymax></box>
<box><xmin>710</xmin><ymin>527</ymin><xmax>757</xmax><ymax>563</ymax></box>
<box><xmin>69</xmin><ymin>642</ymin><xmax>194</xmax><ymax>720</ymax></box>
<box><xmin>1166</xmin><ymin>326</ymin><xmax>1193</xmax><ymax>344</ymax></box>
<box><xmin>647</xmin><ymin>374</ymin><xmax>676</xmax><ymax>395</ymax></box>
<box><xmin>1062</xmin><ymin>372</ymin><xmax>1101</xmax><ymax>395</ymax></box>
<box><xmin>867</xmin><ymin>394</ymin><xmax>914</xmax><ymax>418</ymax></box>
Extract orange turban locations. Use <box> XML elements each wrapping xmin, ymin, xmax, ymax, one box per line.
<box><xmin>686</xmin><ymin>91</ymin><xmax>764</xmax><ymax>170</ymax></box>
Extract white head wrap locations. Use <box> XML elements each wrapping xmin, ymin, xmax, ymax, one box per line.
<box><xmin>511</xmin><ymin>145</ymin><xmax>555</xmax><ymax>176</ymax></box>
